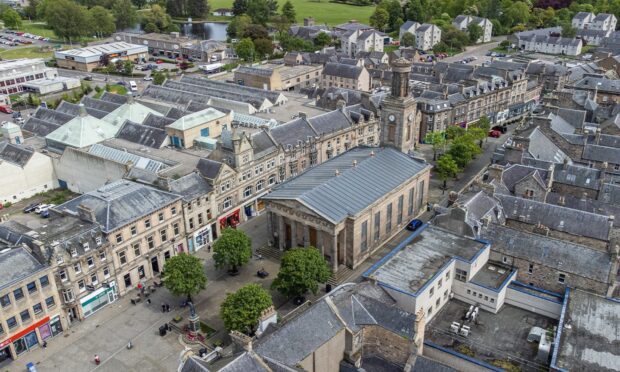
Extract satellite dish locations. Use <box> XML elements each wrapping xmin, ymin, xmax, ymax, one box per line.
<box><xmin>143</xmin><ymin>40</ymin><xmax>149</xmax><ymax>45</ymax></box>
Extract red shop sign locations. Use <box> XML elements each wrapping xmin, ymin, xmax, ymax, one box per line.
<box><xmin>0</xmin><ymin>316</ymin><xmax>50</xmax><ymax>349</ymax></box>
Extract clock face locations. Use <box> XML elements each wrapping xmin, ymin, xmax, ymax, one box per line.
<box><xmin>408</xmin><ymin>113</ymin><xmax>414</xmax><ymax>122</ymax></box>
<box><xmin>388</xmin><ymin>114</ymin><xmax>396</xmax><ymax>122</ymax></box>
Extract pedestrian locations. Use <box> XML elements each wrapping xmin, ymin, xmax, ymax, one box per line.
<box><xmin>146</xmin><ymin>298</ymin><xmax>151</xmax><ymax>304</ymax></box>
<box><xmin>42</xmin><ymin>341</ymin><xmax>47</xmax><ymax>348</ymax></box>
<box><xmin>166</xmin><ymin>304</ymin><xmax>170</xmax><ymax>312</ymax></box>
<box><xmin>207</xmin><ymin>243</ymin><xmax>211</xmax><ymax>253</ymax></box>
<box><xmin>161</xmin><ymin>303</ymin><xmax>166</xmax><ymax>313</ymax></box>
<box><xmin>94</xmin><ymin>354</ymin><xmax>101</xmax><ymax>365</ymax></box>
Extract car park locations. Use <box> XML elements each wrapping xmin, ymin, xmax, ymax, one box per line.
<box><xmin>34</xmin><ymin>204</ymin><xmax>49</xmax><ymax>214</ymax></box>
<box><xmin>406</xmin><ymin>219</ymin><xmax>424</xmax><ymax>231</ymax></box>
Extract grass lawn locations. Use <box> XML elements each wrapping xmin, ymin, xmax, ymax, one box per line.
<box><xmin>17</xmin><ymin>22</ymin><xmax>58</xmax><ymax>39</ymax></box>
<box><xmin>107</xmin><ymin>84</ymin><xmax>128</xmax><ymax>95</ymax></box>
<box><xmin>208</xmin><ymin>0</ymin><xmax>374</xmax><ymax>25</ymax></box>
<box><xmin>0</xmin><ymin>46</ymin><xmax>54</xmax><ymax>59</ymax></box>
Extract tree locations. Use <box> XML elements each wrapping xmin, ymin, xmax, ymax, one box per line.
<box><xmin>369</xmin><ymin>7</ymin><xmax>389</xmax><ymax>32</ymax></box>
<box><xmin>314</xmin><ymin>31</ymin><xmax>332</xmax><ymax>47</ymax></box>
<box><xmin>467</xmin><ymin>23</ymin><xmax>483</xmax><ymax>44</ymax></box>
<box><xmin>253</xmin><ymin>38</ymin><xmax>273</xmax><ymax>58</ymax></box>
<box><xmin>123</xmin><ymin>60</ymin><xmax>133</xmax><ymax>75</ymax></box>
<box><xmin>560</xmin><ymin>22</ymin><xmax>577</xmax><ymax>38</ymax></box>
<box><xmin>144</xmin><ymin>22</ymin><xmax>159</xmax><ymax>33</ymax></box>
<box><xmin>280</xmin><ymin>34</ymin><xmax>315</xmax><ymax>52</ymax></box>
<box><xmin>246</xmin><ymin>0</ymin><xmax>271</xmax><ymax>25</ymax></box>
<box><xmin>502</xmin><ymin>1</ymin><xmax>530</xmax><ymax>27</ymax></box>
<box><xmin>152</xmin><ymin>70</ymin><xmax>166</xmax><ymax>85</ymax></box>
<box><xmin>227</xmin><ymin>14</ymin><xmax>252</xmax><ymax>38</ymax></box>
<box><xmin>24</xmin><ymin>0</ymin><xmax>40</xmax><ymax>20</ymax></box>
<box><xmin>435</xmin><ymin>154</ymin><xmax>459</xmax><ymax>190</ymax></box>
<box><xmin>424</xmin><ymin>131</ymin><xmax>446</xmax><ymax>160</ymax></box>
<box><xmin>44</xmin><ymin>0</ymin><xmax>90</xmax><ymax>42</ymax></box>
<box><xmin>272</xmin><ymin>247</ymin><xmax>331</xmax><ymax>300</ymax></box>
<box><xmin>220</xmin><ymin>284</ymin><xmax>273</xmax><ymax>335</ymax></box>
<box><xmin>232</xmin><ymin>0</ymin><xmax>248</xmax><ymax>15</ymax></box>
<box><xmin>271</xmin><ymin>14</ymin><xmax>292</xmax><ymax>38</ymax></box>
<box><xmin>441</xmin><ymin>26</ymin><xmax>470</xmax><ymax>51</ymax></box>
<box><xmin>90</xmin><ymin>6</ymin><xmax>116</xmax><ymax>38</ymax></box>
<box><xmin>406</xmin><ymin>0</ymin><xmax>432</xmax><ymax>23</ymax></box>
<box><xmin>162</xmin><ymin>253</ymin><xmax>207</xmax><ymax>302</ymax></box>
<box><xmin>448</xmin><ymin>135</ymin><xmax>482</xmax><ymax>169</ymax></box>
<box><xmin>281</xmin><ymin>0</ymin><xmax>296</xmax><ymax>23</ymax></box>
<box><xmin>401</xmin><ymin>31</ymin><xmax>416</xmax><ymax>47</ymax></box>
<box><xmin>243</xmin><ymin>23</ymin><xmax>268</xmax><ymax>40</ymax></box>
<box><xmin>213</xmin><ymin>228</ymin><xmax>252</xmax><ymax>273</ymax></box>
<box><xmin>377</xmin><ymin>0</ymin><xmax>403</xmax><ymax>32</ymax></box>
<box><xmin>476</xmin><ymin>116</ymin><xmax>491</xmax><ymax>132</ymax></box>
<box><xmin>187</xmin><ymin>0</ymin><xmax>209</xmax><ymax>18</ymax></box>
<box><xmin>467</xmin><ymin>127</ymin><xmax>487</xmax><ymax>147</ymax></box>
<box><xmin>132</xmin><ymin>0</ymin><xmax>147</xmax><ymax>8</ymax></box>
<box><xmin>2</xmin><ymin>8</ymin><xmax>22</xmax><ymax>29</ymax></box>
<box><xmin>112</xmin><ymin>0</ymin><xmax>137</xmax><ymax>30</ymax></box>
<box><xmin>141</xmin><ymin>4</ymin><xmax>175</xmax><ymax>32</ymax></box>
<box><xmin>445</xmin><ymin>125</ymin><xmax>465</xmax><ymax>140</ymax></box>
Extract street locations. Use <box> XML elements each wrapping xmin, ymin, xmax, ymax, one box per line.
<box><xmin>444</xmin><ymin>37</ymin><xmax>506</xmax><ymax>66</ymax></box>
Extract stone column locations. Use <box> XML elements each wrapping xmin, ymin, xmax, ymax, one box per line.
<box><xmin>290</xmin><ymin>219</ymin><xmax>297</xmax><ymax>248</ymax></box>
<box><xmin>331</xmin><ymin>231</ymin><xmax>339</xmax><ymax>272</ymax></box>
<box><xmin>277</xmin><ymin>214</ymin><xmax>285</xmax><ymax>251</ymax></box>
<box><xmin>303</xmin><ymin>225</ymin><xmax>310</xmax><ymax>247</ymax></box>
<box><xmin>341</xmin><ymin>226</ymin><xmax>347</xmax><ymax>267</ymax></box>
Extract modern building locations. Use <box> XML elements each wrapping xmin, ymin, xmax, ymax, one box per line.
<box><xmin>233</xmin><ymin>64</ymin><xmax>323</xmax><ymax>91</ymax></box>
<box><xmin>0</xmin><ymin>59</ymin><xmax>58</xmax><ymax>95</ymax></box>
<box><xmin>166</xmin><ymin>107</ymin><xmax>230</xmax><ymax>149</ymax></box>
<box><xmin>263</xmin><ymin>147</ymin><xmax>430</xmax><ymax>272</ymax></box>
<box><xmin>415</xmin><ymin>24</ymin><xmax>442</xmax><ymax>51</ymax></box>
<box><xmin>452</xmin><ymin>15</ymin><xmax>493</xmax><ymax>43</ymax></box>
<box><xmin>114</xmin><ymin>32</ymin><xmax>228</xmax><ymax>62</ymax></box>
<box><xmin>340</xmin><ymin>28</ymin><xmax>384</xmax><ymax>58</ymax></box>
<box><xmin>0</xmin><ymin>246</ymin><xmax>64</xmax><ymax>362</ymax></box>
<box><xmin>321</xmin><ymin>62</ymin><xmax>371</xmax><ymax>92</ymax></box>
<box><xmin>54</xmin><ymin>42</ymin><xmax>148</xmax><ymax>72</ymax></box>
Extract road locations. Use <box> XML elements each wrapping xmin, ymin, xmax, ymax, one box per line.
<box><xmin>444</xmin><ymin>36</ymin><xmax>507</xmax><ymax>66</ymax></box>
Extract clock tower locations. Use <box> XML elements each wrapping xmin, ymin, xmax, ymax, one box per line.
<box><xmin>380</xmin><ymin>57</ymin><xmax>419</xmax><ymax>154</ymax></box>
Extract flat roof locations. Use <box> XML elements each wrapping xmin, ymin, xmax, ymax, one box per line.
<box><xmin>469</xmin><ymin>262</ymin><xmax>513</xmax><ymax>290</ymax></box>
<box><xmin>0</xmin><ymin>58</ymin><xmax>45</xmax><ymax>71</ymax></box>
<box><xmin>57</xmin><ymin>42</ymin><xmax>147</xmax><ymax>58</ymax></box>
<box><xmin>555</xmin><ymin>289</ymin><xmax>620</xmax><ymax>371</ymax></box>
<box><xmin>365</xmin><ymin>225</ymin><xmax>487</xmax><ymax>295</ymax></box>
<box><xmin>427</xmin><ymin>299</ymin><xmax>556</xmax><ymax>371</ymax></box>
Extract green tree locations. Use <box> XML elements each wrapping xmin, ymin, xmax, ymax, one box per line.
<box><xmin>187</xmin><ymin>0</ymin><xmax>209</xmax><ymax>18</ymax></box>
<box><xmin>246</xmin><ymin>0</ymin><xmax>271</xmax><ymax>25</ymax></box>
<box><xmin>123</xmin><ymin>60</ymin><xmax>133</xmax><ymax>75</ymax></box>
<box><xmin>467</xmin><ymin>127</ymin><xmax>486</xmax><ymax>147</ymax></box>
<box><xmin>227</xmin><ymin>14</ymin><xmax>252</xmax><ymax>38</ymax></box>
<box><xmin>424</xmin><ymin>131</ymin><xmax>446</xmax><ymax>160</ymax></box>
<box><xmin>220</xmin><ymin>284</ymin><xmax>273</xmax><ymax>335</ymax></box>
<box><xmin>369</xmin><ymin>7</ymin><xmax>389</xmax><ymax>32</ymax></box>
<box><xmin>272</xmin><ymin>247</ymin><xmax>331</xmax><ymax>300</ymax></box>
<box><xmin>162</xmin><ymin>253</ymin><xmax>207</xmax><ymax>302</ymax></box>
<box><xmin>445</xmin><ymin>125</ymin><xmax>465</xmax><ymax>140</ymax></box>
<box><xmin>253</xmin><ymin>38</ymin><xmax>273</xmax><ymax>58</ymax></box>
<box><xmin>2</xmin><ymin>8</ymin><xmax>22</xmax><ymax>29</ymax></box>
<box><xmin>280</xmin><ymin>34</ymin><xmax>315</xmax><ymax>52</ymax></box>
<box><xmin>152</xmin><ymin>70</ymin><xmax>166</xmax><ymax>85</ymax></box>
<box><xmin>281</xmin><ymin>0</ymin><xmax>296</xmax><ymax>23</ymax></box>
<box><xmin>448</xmin><ymin>134</ymin><xmax>481</xmax><ymax>169</ymax></box>
<box><xmin>476</xmin><ymin>116</ymin><xmax>491</xmax><ymax>132</ymax></box>
<box><xmin>132</xmin><ymin>0</ymin><xmax>147</xmax><ymax>8</ymax></box>
<box><xmin>144</xmin><ymin>22</ymin><xmax>159</xmax><ymax>33</ymax></box>
<box><xmin>141</xmin><ymin>4</ymin><xmax>175</xmax><ymax>32</ymax></box>
<box><xmin>271</xmin><ymin>14</ymin><xmax>292</xmax><ymax>38</ymax></box>
<box><xmin>377</xmin><ymin>0</ymin><xmax>403</xmax><ymax>32</ymax></box>
<box><xmin>435</xmin><ymin>154</ymin><xmax>459</xmax><ymax>190</ymax></box>
<box><xmin>441</xmin><ymin>25</ymin><xmax>470</xmax><ymax>51</ymax></box>
<box><xmin>561</xmin><ymin>22</ymin><xmax>577</xmax><ymax>38</ymax></box>
<box><xmin>90</xmin><ymin>6</ymin><xmax>116</xmax><ymax>38</ymax></box>
<box><xmin>502</xmin><ymin>1</ymin><xmax>530</xmax><ymax>27</ymax></box>
<box><xmin>24</xmin><ymin>0</ymin><xmax>40</xmax><ymax>20</ymax></box>
<box><xmin>467</xmin><ymin>23</ymin><xmax>483</xmax><ymax>44</ymax></box>
<box><xmin>314</xmin><ymin>31</ymin><xmax>332</xmax><ymax>48</ymax></box>
<box><xmin>243</xmin><ymin>23</ymin><xmax>268</xmax><ymax>40</ymax></box>
<box><xmin>232</xmin><ymin>0</ymin><xmax>248</xmax><ymax>15</ymax></box>
<box><xmin>112</xmin><ymin>0</ymin><xmax>137</xmax><ymax>30</ymax></box>
<box><xmin>44</xmin><ymin>0</ymin><xmax>90</xmax><ymax>42</ymax></box>
<box><xmin>401</xmin><ymin>31</ymin><xmax>416</xmax><ymax>47</ymax></box>
<box><xmin>406</xmin><ymin>0</ymin><xmax>431</xmax><ymax>23</ymax></box>
<box><xmin>213</xmin><ymin>228</ymin><xmax>252</xmax><ymax>273</ymax></box>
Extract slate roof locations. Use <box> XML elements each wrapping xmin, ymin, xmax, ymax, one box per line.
<box><xmin>0</xmin><ymin>141</ymin><xmax>34</xmax><ymax>167</ymax></box>
<box><xmin>81</xmin><ymin>96</ymin><xmax>121</xmax><ymax>114</ymax></box>
<box><xmin>0</xmin><ymin>247</ymin><xmax>45</xmax><ymax>290</ymax></box>
<box><xmin>582</xmin><ymin>144</ymin><xmax>620</xmax><ymax>163</ymax></box>
<box><xmin>269</xmin><ymin>117</ymin><xmax>316</xmax><ymax>148</ymax></box>
<box><xmin>484</xmin><ymin>224</ymin><xmax>612</xmax><ymax>282</ymax></box>
<box><xmin>500</xmin><ymin>164</ymin><xmax>549</xmax><ymax>192</ymax></box>
<box><xmin>31</xmin><ymin>107</ymin><xmax>74</xmax><ymax>125</ymax></box>
<box><xmin>546</xmin><ymin>193</ymin><xmax>620</xmax><ymax>226</ymax></box>
<box><xmin>179</xmin><ymin>75</ymin><xmax>286</xmax><ymax>106</ymax></box>
<box><xmin>56</xmin><ymin>101</ymin><xmax>109</xmax><ymax>119</ymax></box>
<box><xmin>573</xmin><ymin>11</ymin><xmax>594</xmax><ymax>21</ymax></box>
<box><xmin>495</xmin><ymin>194</ymin><xmax>611</xmax><ymax>241</ymax></box>
<box><xmin>307</xmin><ymin>109</ymin><xmax>352</xmax><ymax>134</ymax></box>
<box><xmin>322</xmin><ymin>62</ymin><xmax>364</xmax><ymax>79</ymax></box>
<box><xmin>88</xmin><ymin>143</ymin><xmax>166</xmax><ymax>172</ymax></box>
<box><xmin>528</xmin><ymin>127</ymin><xmax>570</xmax><ymax>163</ymax></box>
<box><xmin>412</xmin><ymin>356</ymin><xmax>458</xmax><ymax>372</ymax></box>
<box><xmin>196</xmin><ymin>158</ymin><xmax>223</xmax><ymax>180</ymax></box>
<box><xmin>103</xmin><ymin>101</ymin><xmax>164</xmax><ymax>127</ymax></box>
<box><xmin>265</xmin><ymin>147</ymin><xmax>429</xmax><ymax>224</ymax></box>
<box><xmin>99</xmin><ymin>91</ymin><xmax>129</xmax><ymax>105</ymax></box>
<box><xmin>116</xmin><ymin>120</ymin><xmax>168</xmax><ymax>148</ymax></box>
<box><xmin>553</xmin><ymin>163</ymin><xmax>601</xmax><ymax>190</ymax></box>
<box><xmin>169</xmin><ymin>172</ymin><xmax>213</xmax><ymax>202</ymax></box>
<box><xmin>142</xmin><ymin>113</ymin><xmax>175</xmax><ymax>129</ymax></box>
<box><xmin>250</xmin><ymin>131</ymin><xmax>278</xmax><ymax>158</ymax></box>
<box><xmin>55</xmin><ymin>180</ymin><xmax>180</xmax><ymax>233</ymax></box>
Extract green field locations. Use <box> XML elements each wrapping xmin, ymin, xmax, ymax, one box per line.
<box><xmin>17</xmin><ymin>22</ymin><xmax>58</xmax><ymax>39</ymax></box>
<box><xmin>0</xmin><ymin>46</ymin><xmax>54</xmax><ymax>59</ymax></box>
<box><xmin>208</xmin><ymin>0</ymin><xmax>374</xmax><ymax>25</ymax></box>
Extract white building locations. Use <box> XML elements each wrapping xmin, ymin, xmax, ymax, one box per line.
<box><xmin>517</xmin><ymin>35</ymin><xmax>583</xmax><ymax>56</ymax></box>
<box><xmin>415</xmin><ymin>24</ymin><xmax>442</xmax><ymax>51</ymax></box>
<box><xmin>572</xmin><ymin>12</ymin><xmax>595</xmax><ymax>29</ymax></box>
<box><xmin>452</xmin><ymin>15</ymin><xmax>493</xmax><ymax>43</ymax></box>
<box><xmin>0</xmin><ymin>124</ymin><xmax>57</xmax><ymax>204</ymax></box>
<box><xmin>0</xmin><ymin>59</ymin><xmax>58</xmax><ymax>95</ymax></box>
<box><xmin>572</xmin><ymin>12</ymin><xmax>617</xmax><ymax>32</ymax></box>
<box><xmin>399</xmin><ymin>20</ymin><xmax>420</xmax><ymax>41</ymax></box>
<box><xmin>340</xmin><ymin>29</ymin><xmax>384</xmax><ymax>57</ymax></box>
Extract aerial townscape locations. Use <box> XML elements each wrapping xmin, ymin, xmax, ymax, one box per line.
<box><xmin>0</xmin><ymin>0</ymin><xmax>620</xmax><ymax>371</ymax></box>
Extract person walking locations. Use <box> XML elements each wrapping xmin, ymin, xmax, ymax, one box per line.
<box><xmin>161</xmin><ymin>303</ymin><xmax>166</xmax><ymax>313</ymax></box>
<box><xmin>166</xmin><ymin>304</ymin><xmax>170</xmax><ymax>312</ymax></box>
<box><xmin>94</xmin><ymin>354</ymin><xmax>101</xmax><ymax>365</ymax></box>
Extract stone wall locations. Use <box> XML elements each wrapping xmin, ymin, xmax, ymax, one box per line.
<box><xmin>505</xmin><ymin>219</ymin><xmax>609</xmax><ymax>251</ymax></box>
<box><xmin>362</xmin><ymin>325</ymin><xmax>411</xmax><ymax>366</ymax></box>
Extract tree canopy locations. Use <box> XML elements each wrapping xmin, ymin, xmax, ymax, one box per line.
<box><xmin>2</xmin><ymin>8</ymin><xmax>22</xmax><ymax>29</ymax></box>
<box><xmin>111</xmin><ymin>0</ymin><xmax>137</xmax><ymax>30</ymax></box>
<box><xmin>43</xmin><ymin>0</ymin><xmax>91</xmax><ymax>42</ymax></box>
<box><xmin>162</xmin><ymin>253</ymin><xmax>207</xmax><ymax>301</ymax></box>
<box><xmin>281</xmin><ymin>0</ymin><xmax>296</xmax><ymax>23</ymax></box>
<box><xmin>467</xmin><ymin>23</ymin><xmax>483</xmax><ymax>43</ymax></box>
<box><xmin>213</xmin><ymin>228</ymin><xmax>252</xmax><ymax>272</ymax></box>
<box><xmin>401</xmin><ymin>31</ymin><xmax>416</xmax><ymax>47</ymax></box>
<box><xmin>90</xmin><ymin>6</ymin><xmax>116</xmax><ymax>38</ymax></box>
<box><xmin>220</xmin><ymin>284</ymin><xmax>273</xmax><ymax>335</ymax></box>
<box><xmin>435</xmin><ymin>154</ymin><xmax>459</xmax><ymax>188</ymax></box>
<box><xmin>272</xmin><ymin>247</ymin><xmax>331</xmax><ymax>300</ymax></box>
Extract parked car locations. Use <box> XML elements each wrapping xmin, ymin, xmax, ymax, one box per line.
<box><xmin>406</xmin><ymin>219</ymin><xmax>424</xmax><ymax>231</ymax></box>
<box><xmin>34</xmin><ymin>204</ymin><xmax>49</xmax><ymax>214</ymax></box>
<box><xmin>0</xmin><ymin>105</ymin><xmax>13</xmax><ymax>114</ymax></box>
<box><xmin>492</xmin><ymin>125</ymin><xmax>507</xmax><ymax>134</ymax></box>
<box><xmin>41</xmin><ymin>210</ymin><xmax>50</xmax><ymax>218</ymax></box>
<box><xmin>143</xmin><ymin>76</ymin><xmax>153</xmax><ymax>81</ymax></box>
<box><xmin>155</xmin><ymin>59</ymin><xmax>164</xmax><ymax>64</ymax></box>
<box><xmin>488</xmin><ymin>130</ymin><xmax>502</xmax><ymax>138</ymax></box>
<box><xmin>84</xmin><ymin>75</ymin><xmax>93</xmax><ymax>81</ymax></box>
<box><xmin>23</xmin><ymin>202</ymin><xmax>41</xmax><ymax>213</ymax></box>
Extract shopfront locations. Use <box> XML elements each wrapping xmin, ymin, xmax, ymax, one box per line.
<box><xmin>0</xmin><ymin>315</ymin><xmax>62</xmax><ymax>360</ymax></box>
<box><xmin>80</xmin><ymin>282</ymin><xmax>118</xmax><ymax>318</ymax></box>
<box><xmin>219</xmin><ymin>209</ymin><xmax>240</xmax><ymax>230</ymax></box>
<box><xmin>192</xmin><ymin>225</ymin><xmax>212</xmax><ymax>252</ymax></box>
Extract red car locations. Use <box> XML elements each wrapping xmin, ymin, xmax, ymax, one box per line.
<box><xmin>0</xmin><ymin>105</ymin><xmax>13</xmax><ymax>114</ymax></box>
<box><xmin>488</xmin><ymin>130</ymin><xmax>502</xmax><ymax>138</ymax></box>
<box><xmin>155</xmin><ymin>60</ymin><xmax>164</xmax><ymax>64</ymax></box>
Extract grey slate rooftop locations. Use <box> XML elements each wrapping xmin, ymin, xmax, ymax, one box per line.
<box><xmin>55</xmin><ymin>180</ymin><xmax>180</xmax><ymax>233</ymax></box>
<box><xmin>264</xmin><ymin>147</ymin><xmax>429</xmax><ymax>224</ymax></box>
<box><xmin>0</xmin><ymin>141</ymin><xmax>34</xmax><ymax>167</ymax></box>
<box><xmin>365</xmin><ymin>225</ymin><xmax>487</xmax><ymax>294</ymax></box>
<box><xmin>0</xmin><ymin>247</ymin><xmax>45</xmax><ymax>290</ymax></box>
<box><xmin>116</xmin><ymin>120</ymin><xmax>168</xmax><ymax>148</ymax></box>
<box><xmin>322</xmin><ymin>62</ymin><xmax>364</xmax><ymax>79</ymax></box>
<box><xmin>555</xmin><ymin>289</ymin><xmax>620</xmax><ymax>372</ymax></box>
<box><xmin>484</xmin><ymin>224</ymin><xmax>613</xmax><ymax>283</ymax></box>
<box><xmin>169</xmin><ymin>172</ymin><xmax>213</xmax><ymax>202</ymax></box>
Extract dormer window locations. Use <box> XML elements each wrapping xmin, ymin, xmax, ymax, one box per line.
<box><xmin>83</xmin><ymin>242</ymin><xmax>89</xmax><ymax>251</ymax></box>
<box><xmin>56</xmin><ymin>256</ymin><xmax>64</xmax><ymax>265</ymax></box>
<box><xmin>71</xmin><ymin>248</ymin><xmax>77</xmax><ymax>257</ymax></box>
<box><xmin>95</xmin><ymin>236</ymin><xmax>102</xmax><ymax>246</ymax></box>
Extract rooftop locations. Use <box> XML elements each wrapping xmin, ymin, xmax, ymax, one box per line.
<box><xmin>0</xmin><ymin>247</ymin><xmax>45</xmax><ymax>290</ymax></box>
<box><xmin>469</xmin><ymin>262</ymin><xmax>513</xmax><ymax>290</ymax></box>
<box><xmin>427</xmin><ymin>299</ymin><xmax>556</xmax><ymax>371</ymax></box>
<box><xmin>365</xmin><ymin>225</ymin><xmax>487</xmax><ymax>295</ymax></box>
<box><xmin>56</xmin><ymin>42</ymin><xmax>147</xmax><ymax>58</ymax></box>
<box><xmin>167</xmin><ymin>107</ymin><xmax>226</xmax><ymax>131</ymax></box>
<box><xmin>555</xmin><ymin>289</ymin><xmax>620</xmax><ymax>371</ymax></box>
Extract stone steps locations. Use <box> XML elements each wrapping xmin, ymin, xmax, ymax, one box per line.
<box><xmin>327</xmin><ymin>265</ymin><xmax>354</xmax><ymax>286</ymax></box>
<box><xmin>256</xmin><ymin>245</ymin><xmax>283</xmax><ymax>261</ymax></box>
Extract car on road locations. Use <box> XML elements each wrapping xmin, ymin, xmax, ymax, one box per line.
<box><xmin>406</xmin><ymin>219</ymin><xmax>424</xmax><ymax>232</ymax></box>
<box><xmin>15</xmin><ymin>117</ymin><xmax>24</xmax><ymax>124</ymax></box>
<box><xmin>84</xmin><ymin>75</ymin><xmax>93</xmax><ymax>81</ymax></box>
<box><xmin>23</xmin><ymin>202</ymin><xmax>41</xmax><ymax>213</ymax></box>
<box><xmin>0</xmin><ymin>105</ymin><xmax>13</xmax><ymax>114</ymax></box>
<box><xmin>155</xmin><ymin>59</ymin><xmax>164</xmax><ymax>64</ymax></box>
<box><xmin>488</xmin><ymin>130</ymin><xmax>502</xmax><ymax>138</ymax></box>
<box><xmin>143</xmin><ymin>76</ymin><xmax>153</xmax><ymax>81</ymax></box>
<box><xmin>492</xmin><ymin>125</ymin><xmax>507</xmax><ymax>134</ymax></box>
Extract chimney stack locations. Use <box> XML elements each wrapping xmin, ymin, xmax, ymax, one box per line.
<box><xmin>77</xmin><ymin>204</ymin><xmax>97</xmax><ymax>223</ymax></box>
<box><xmin>229</xmin><ymin>331</ymin><xmax>253</xmax><ymax>352</ymax></box>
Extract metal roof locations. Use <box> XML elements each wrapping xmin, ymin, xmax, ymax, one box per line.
<box><xmin>88</xmin><ymin>143</ymin><xmax>166</xmax><ymax>172</ymax></box>
<box><xmin>264</xmin><ymin>147</ymin><xmax>430</xmax><ymax>223</ymax></box>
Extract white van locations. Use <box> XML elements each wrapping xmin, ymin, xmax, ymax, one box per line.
<box><xmin>129</xmin><ymin>80</ymin><xmax>138</xmax><ymax>92</ymax></box>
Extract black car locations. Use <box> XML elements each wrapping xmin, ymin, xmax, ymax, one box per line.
<box><xmin>83</xmin><ymin>75</ymin><xmax>93</xmax><ymax>81</ymax></box>
<box><xmin>23</xmin><ymin>202</ymin><xmax>41</xmax><ymax>213</ymax></box>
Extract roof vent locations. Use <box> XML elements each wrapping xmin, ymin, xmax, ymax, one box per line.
<box><xmin>335</xmin><ymin>169</ymin><xmax>340</xmax><ymax>176</ymax></box>
<box><xmin>352</xmin><ymin>160</ymin><xmax>357</xmax><ymax>167</ymax></box>
<box><xmin>370</xmin><ymin>150</ymin><xmax>375</xmax><ymax>157</ymax></box>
